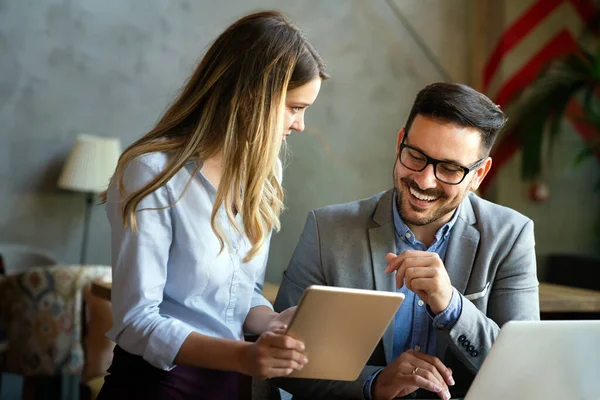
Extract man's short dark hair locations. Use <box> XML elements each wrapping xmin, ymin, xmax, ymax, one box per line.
<box><xmin>405</xmin><ymin>82</ymin><xmax>506</xmax><ymax>155</ymax></box>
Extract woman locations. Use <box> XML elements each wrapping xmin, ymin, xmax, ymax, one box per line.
<box><xmin>97</xmin><ymin>10</ymin><xmax>328</xmax><ymax>400</ymax></box>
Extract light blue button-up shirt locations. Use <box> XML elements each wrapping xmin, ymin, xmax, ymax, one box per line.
<box><xmin>390</xmin><ymin>191</ymin><xmax>462</xmax><ymax>358</ymax></box>
<box><xmin>364</xmin><ymin>191</ymin><xmax>462</xmax><ymax>399</ymax></box>
<box><xmin>106</xmin><ymin>152</ymin><xmax>273</xmax><ymax>370</ymax></box>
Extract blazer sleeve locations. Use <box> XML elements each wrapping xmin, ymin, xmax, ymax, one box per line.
<box><xmin>441</xmin><ymin>219</ymin><xmax>539</xmax><ymax>373</ymax></box>
<box><xmin>273</xmin><ymin>211</ymin><xmax>381</xmax><ymax>400</ymax></box>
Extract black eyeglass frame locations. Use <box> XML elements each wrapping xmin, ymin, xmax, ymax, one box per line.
<box><xmin>398</xmin><ymin>136</ymin><xmax>486</xmax><ymax>185</ymax></box>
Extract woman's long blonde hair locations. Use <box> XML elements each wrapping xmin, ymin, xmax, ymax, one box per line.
<box><xmin>100</xmin><ymin>11</ymin><xmax>328</xmax><ymax>262</ymax></box>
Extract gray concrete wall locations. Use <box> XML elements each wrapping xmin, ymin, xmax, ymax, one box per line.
<box><xmin>1</xmin><ymin>0</ymin><xmax>471</xmax><ymax>283</ymax></box>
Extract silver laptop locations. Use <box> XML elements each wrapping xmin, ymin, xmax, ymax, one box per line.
<box><xmin>465</xmin><ymin>320</ymin><xmax>600</xmax><ymax>400</ymax></box>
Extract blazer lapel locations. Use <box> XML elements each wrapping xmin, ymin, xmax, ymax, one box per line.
<box><xmin>436</xmin><ymin>193</ymin><xmax>480</xmax><ymax>358</ymax></box>
<box><xmin>445</xmin><ymin>194</ymin><xmax>479</xmax><ymax>295</ymax></box>
<box><xmin>368</xmin><ymin>189</ymin><xmax>397</xmax><ymax>364</ymax></box>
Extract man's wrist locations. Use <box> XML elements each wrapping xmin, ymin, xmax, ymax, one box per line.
<box><xmin>430</xmin><ymin>288</ymin><xmax>462</xmax><ymax>330</ymax></box>
<box><xmin>429</xmin><ymin>287</ymin><xmax>454</xmax><ymax>315</ymax></box>
<box><xmin>363</xmin><ymin>367</ymin><xmax>384</xmax><ymax>400</ymax></box>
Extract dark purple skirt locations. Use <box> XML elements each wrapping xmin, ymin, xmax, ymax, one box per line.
<box><xmin>97</xmin><ymin>346</ymin><xmax>240</xmax><ymax>400</ymax></box>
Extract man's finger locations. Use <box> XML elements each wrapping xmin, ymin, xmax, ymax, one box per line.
<box><xmin>389</xmin><ymin>249</ymin><xmax>437</xmax><ymax>271</ymax></box>
<box><xmin>395</xmin><ymin>258</ymin><xmax>435</xmax><ymax>288</ymax></box>
<box><xmin>411</xmin><ymin>360</ymin><xmax>449</xmax><ymax>393</ymax></box>
<box><xmin>385</xmin><ymin>251</ymin><xmax>416</xmax><ymax>274</ymax></box>
<box><xmin>409</xmin><ymin>351</ymin><xmax>454</xmax><ymax>386</ymax></box>
<box><xmin>385</xmin><ymin>252</ymin><xmax>400</xmax><ymax>273</ymax></box>
<box><xmin>406</xmin><ymin>277</ymin><xmax>437</xmax><ymax>294</ymax></box>
<box><xmin>385</xmin><ymin>251</ymin><xmax>422</xmax><ymax>273</ymax></box>
<box><xmin>399</xmin><ymin>374</ymin><xmax>445</xmax><ymax>398</ymax></box>
<box><xmin>404</xmin><ymin>269</ymin><xmax>436</xmax><ymax>292</ymax></box>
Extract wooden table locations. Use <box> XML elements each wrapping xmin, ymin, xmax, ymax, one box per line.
<box><xmin>91</xmin><ymin>281</ymin><xmax>600</xmax><ymax>313</ymax></box>
<box><xmin>538</xmin><ymin>282</ymin><xmax>600</xmax><ymax>313</ymax></box>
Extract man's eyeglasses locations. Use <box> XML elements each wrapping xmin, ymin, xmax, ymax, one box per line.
<box><xmin>398</xmin><ymin>138</ymin><xmax>485</xmax><ymax>185</ymax></box>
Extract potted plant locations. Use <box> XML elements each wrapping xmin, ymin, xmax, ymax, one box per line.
<box><xmin>504</xmin><ymin>27</ymin><xmax>600</xmax><ymax>287</ymax></box>
<box><xmin>505</xmin><ymin>40</ymin><xmax>600</xmax><ymax>189</ymax></box>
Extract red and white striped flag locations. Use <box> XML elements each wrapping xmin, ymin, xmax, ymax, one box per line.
<box><xmin>478</xmin><ymin>0</ymin><xmax>599</xmax><ymax>194</ymax></box>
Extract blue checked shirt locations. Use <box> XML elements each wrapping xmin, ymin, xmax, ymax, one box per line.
<box><xmin>363</xmin><ymin>191</ymin><xmax>463</xmax><ymax>399</ymax></box>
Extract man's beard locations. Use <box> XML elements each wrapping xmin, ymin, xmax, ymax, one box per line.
<box><xmin>395</xmin><ymin>176</ymin><xmax>466</xmax><ymax>226</ymax></box>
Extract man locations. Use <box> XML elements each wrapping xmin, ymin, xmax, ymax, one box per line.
<box><xmin>273</xmin><ymin>82</ymin><xmax>540</xmax><ymax>400</ymax></box>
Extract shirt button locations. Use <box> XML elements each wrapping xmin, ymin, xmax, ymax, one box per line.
<box><xmin>418</xmin><ymin>300</ymin><xmax>424</xmax><ymax>306</ymax></box>
<box><xmin>405</xmin><ymin>232</ymin><xmax>411</xmax><ymax>239</ymax></box>
<box><xmin>414</xmin><ymin>345</ymin><xmax>421</xmax><ymax>351</ymax></box>
<box><xmin>232</xmin><ymin>286</ymin><xmax>238</xmax><ymax>294</ymax></box>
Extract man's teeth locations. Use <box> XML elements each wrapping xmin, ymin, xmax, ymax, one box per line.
<box><xmin>410</xmin><ymin>187</ymin><xmax>437</xmax><ymax>201</ymax></box>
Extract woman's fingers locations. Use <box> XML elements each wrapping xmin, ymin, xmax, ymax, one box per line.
<box><xmin>269</xmin><ymin>347</ymin><xmax>309</xmax><ymax>364</ymax></box>
<box><xmin>263</xmin><ymin>355</ymin><xmax>306</xmax><ymax>370</ymax></box>
<box><xmin>253</xmin><ymin>331</ymin><xmax>308</xmax><ymax>378</ymax></box>
<box><xmin>263</xmin><ymin>331</ymin><xmax>305</xmax><ymax>352</ymax></box>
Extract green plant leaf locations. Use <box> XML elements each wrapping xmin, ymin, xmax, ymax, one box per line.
<box><xmin>518</xmin><ymin>111</ymin><xmax>547</xmax><ymax>180</ymax></box>
<box><xmin>595</xmin><ymin>39</ymin><xmax>600</xmax><ymax>76</ymax></box>
<box><xmin>565</xmin><ymin>52</ymin><xmax>594</xmax><ymax>77</ymax></box>
<box><xmin>584</xmin><ymin>87</ymin><xmax>594</xmax><ymax>113</ymax></box>
<box><xmin>573</xmin><ymin>146</ymin><xmax>594</xmax><ymax>167</ymax></box>
<box><xmin>500</xmin><ymin>34</ymin><xmax>600</xmax><ymax>186</ymax></box>
<box><xmin>547</xmin><ymin>82</ymin><xmax>585</xmax><ymax>161</ymax></box>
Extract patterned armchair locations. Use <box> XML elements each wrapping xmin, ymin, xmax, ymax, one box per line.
<box><xmin>0</xmin><ymin>265</ymin><xmax>111</xmax><ymax>400</ymax></box>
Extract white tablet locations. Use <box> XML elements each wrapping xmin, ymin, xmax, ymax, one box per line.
<box><xmin>284</xmin><ymin>285</ymin><xmax>405</xmax><ymax>381</ymax></box>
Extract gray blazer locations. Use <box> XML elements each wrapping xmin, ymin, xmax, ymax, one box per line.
<box><xmin>273</xmin><ymin>189</ymin><xmax>540</xmax><ymax>399</ymax></box>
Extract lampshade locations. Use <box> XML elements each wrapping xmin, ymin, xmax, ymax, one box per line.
<box><xmin>58</xmin><ymin>134</ymin><xmax>122</xmax><ymax>194</ymax></box>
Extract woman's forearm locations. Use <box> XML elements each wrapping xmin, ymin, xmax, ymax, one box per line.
<box><xmin>174</xmin><ymin>331</ymin><xmax>252</xmax><ymax>373</ymax></box>
<box><xmin>243</xmin><ymin>305</ymin><xmax>278</xmax><ymax>334</ymax></box>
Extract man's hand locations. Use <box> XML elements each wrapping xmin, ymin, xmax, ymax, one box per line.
<box><xmin>266</xmin><ymin>306</ymin><xmax>297</xmax><ymax>332</ymax></box>
<box><xmin>372</xmin><ymin>350</ymin><xmax>454</xmax><ymax>400</ymax></box>
<box><xmin>385</xmin><ymin>250</ymin><xmax>453</xmax><ymax>315</ymax></box>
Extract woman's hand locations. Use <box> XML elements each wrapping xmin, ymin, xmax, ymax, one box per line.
<box><xmin>267</xmin><ymin>306</ymin><xmax>297</xmax><ymax>332</ymax></box>
<box><xmin>239</xmin><ymin>330</ymin><xmax>308</xmax><ymax>378</ymax></box>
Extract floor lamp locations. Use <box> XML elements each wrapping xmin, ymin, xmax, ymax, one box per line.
<box><xmin>58</xmin><ymin>134</ymin><xmax>121</xmax><ymax>265</ymax></box>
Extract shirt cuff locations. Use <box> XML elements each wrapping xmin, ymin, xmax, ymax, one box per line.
<box><xmin>251</xmin><ymin>292</ymin><xmax>274</xmax><ymax>310</ymax></box>
<box><xmin>429</xmin><ymin>287</ymin><xmax>462</xmax><ymax>330</ymax></box>
<box><xmin>363</xmin><ymin>367</ymin><xmax>384</xmax><ymax>400</ymax></box>
<box><xmin>144</xmin><ymin>318</ymin><xmax>195</xmax><ymax>370</ymax></box>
